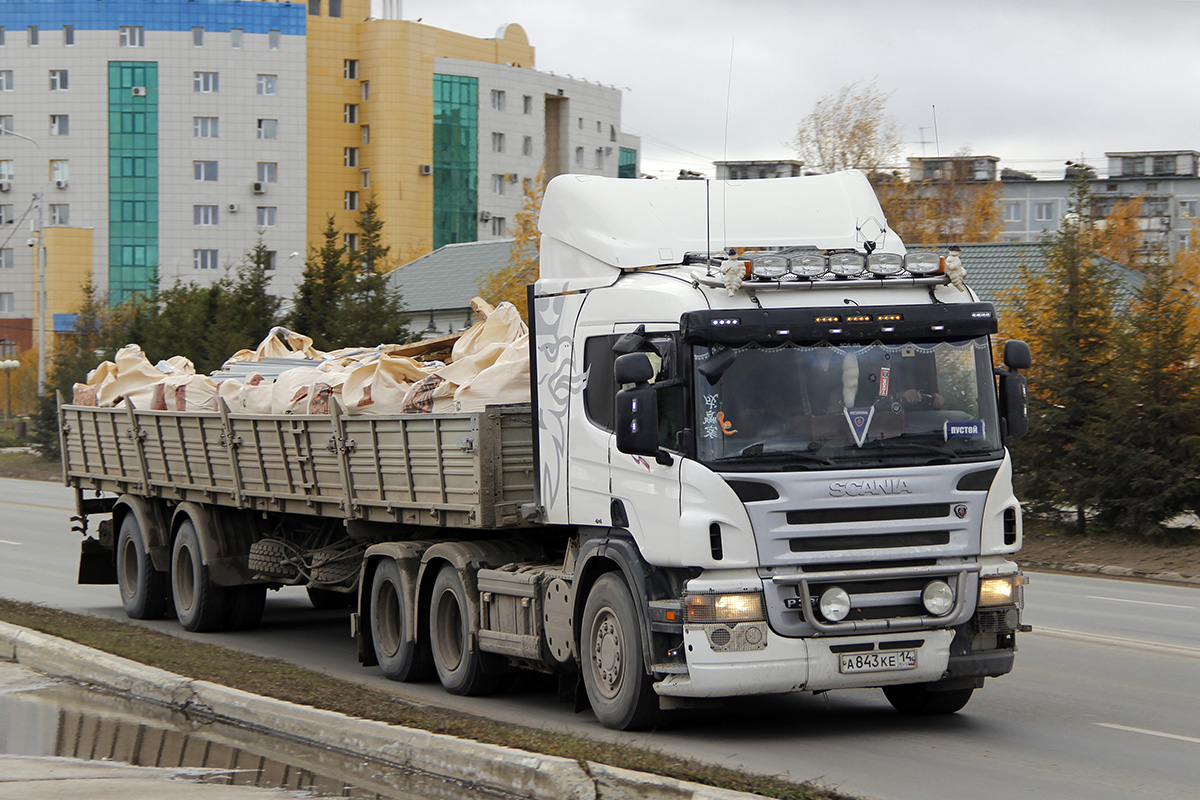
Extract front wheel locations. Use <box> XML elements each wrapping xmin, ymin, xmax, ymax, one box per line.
<box><xmin>171</xmin><ymin>518</ymin><xmax>228</xmax><ymax>633</ymax></box>
<box><xmin>580</xmin><ymin>573</ymin><xmax>663</xmax><ymax>730</ymax></box>
<box><xmin>883</xmin><ymin>682</ymin><xmax>975</xmax><ymax>714</ymax></box>
<box><xmin>116</xmin><ymin>513</ymin><xmax>169</xmax><ymax>620</ymax></box>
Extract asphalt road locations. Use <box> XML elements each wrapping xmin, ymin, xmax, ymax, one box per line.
<box><xmin>2</xmin><ymin>477</ymin><xmax>1198</xmax><ymax>800</ymax></box>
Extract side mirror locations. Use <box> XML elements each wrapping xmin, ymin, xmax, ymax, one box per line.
<box><xmin>999</xmin><ymin>371</ymin><xmax>1029</xmax><ymax>440</ymax></box>
<box><xmin>1003</xmin><ymin>339</ymin><xmax>1032</xmax><ymax>371</ymax></box>
<box><xmin>614</xmin><ymin>352</ymin><xmax>654</xmax><ymax>385</ymax></box>
<box><xmin>697</xmin><ymin>347</ymin><xmax>736</xmax><ymax>385</ymax></box>
<box><xmin>614</xmin><ymin>353</ymin><xmax>660</xmax><ymax>457</ymax></box>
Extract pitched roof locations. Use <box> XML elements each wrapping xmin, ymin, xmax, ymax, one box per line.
<box><xmin>386</xmin><ymin>239</ymin><xmax>516</xmax><ymax>312</ymax></box>
<box><xmin>949</xmin><ymin>241</ymin><xmax>1144</xmax><ymax>310</ymax></box>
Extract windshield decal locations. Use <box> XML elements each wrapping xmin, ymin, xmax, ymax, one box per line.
<box><xmin>944</xmin><ymin>420</ymin><xmax>985</xmax><ymax>440</ymax></box>
<box><xmin>844</xmin><ymin>406</ymin><xmax>875</xmax><ymax>447</ymax></box>
<box><xmin>702</xmin><ymin>393</ymin><xmax>720</xmax><ymax>439</ymax></box>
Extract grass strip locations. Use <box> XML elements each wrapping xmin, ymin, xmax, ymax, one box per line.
<box><xmin>0</xmin><ymin>597</ymin><xmax>849</xmax><ymax>800</ymax></box>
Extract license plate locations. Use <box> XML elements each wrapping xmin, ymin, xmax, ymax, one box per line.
<box><xmin>839</xmin><ymin>650</ymin><xmax>917</xmax><ymax>674</ymax></box>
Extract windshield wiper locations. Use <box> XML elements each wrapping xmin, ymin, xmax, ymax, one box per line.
<box><xmin>720</xmin><ymin>447</ymin><xmax>834</xmax><ymax>467</ymax></box>
<box><xmin>856</xmin><ymin>437</ymin><xmax>958</xmax><ymax>461</ymax></box>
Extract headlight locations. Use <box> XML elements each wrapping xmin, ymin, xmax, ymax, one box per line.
<box><xmin>922</xmin><ymin>579</ymin><xmax>955</xmax><ymax>616</ymax></box>
<box><xmin>685</xmin><ymin>592</ymin><xmax>765</xmax><ymax>623</ymax></box>
<box><xmin>867</xmin><ymin>253</ymin><xmax>904</xmax><ymax>277</ymax></box>
<box><xmin>789</xmin><ymin>254</ymin><xmax>828</xmax><ymax>277</ymax></box>
<box><xmin>828</xmin><ymin>252</ymin><xmax>866</xmax><ymax>277</ymax></box>
<box><xmin>818</xmin><ymin>586</ymin><xmax>851</xmax><ymax>622</ymax></box>
<box><xmin>904</xmin><ymin>252</ymin><xmax>941</xmax><ymax>275</ymax></box>
<box><xmin>750</xmin><ymin>256</ymin><xmax>789</xmax><ymax>279</ymax></box>
<box><xmin>979</xmin><ymin>574</ymin><xmax>1022</xmax><ymax>607</ymax></box>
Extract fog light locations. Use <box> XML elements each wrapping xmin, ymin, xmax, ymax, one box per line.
<box><xmin>819</xmin><ymin>586</ymin><xmax>851</xmax><ymax>622</ymax></box>
<box><xmin>751</xmin><ymin>255</ymin><xmax>789</xmax><ymax>279</ymax></box>
<box><xmin>922</xmin><ymin>580</ymin><xmax>955</xmax><ymax>616</ymax></box>
<box><xmin>789</xmin><ymin>254</ymin><xmax>828</xmax><ymax>277</ymax></box>
<box><xmin>904</xmin><ymin>252</ymin><xmax>941</xmax><ymax>275</ymax></box>
<box><xmin>867</xmin><ymin>253</ymin><xmax>904</xmax><ymax>276</ymax></box>
<box><xmin>829</xmin><ymin>253</ymin><xmax>866</xmax><ymax>277</ymax></box>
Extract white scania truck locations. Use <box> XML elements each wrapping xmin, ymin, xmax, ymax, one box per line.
<box><xmin>63</xmin><ymin>171</ymin><xmax>1030</xmax><ymax>730</ymax></box>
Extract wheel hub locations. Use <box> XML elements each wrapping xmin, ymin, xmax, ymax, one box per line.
<box><xmin>594</xmin><ymin>614</ymin><xmax>622</xmax><ymax>691</ymax></box>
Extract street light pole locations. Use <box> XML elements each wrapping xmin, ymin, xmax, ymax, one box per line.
<box><xmin>0</xmin><ymin>130</ymin><xmax>48</xmax><ymax>397</ymax></box>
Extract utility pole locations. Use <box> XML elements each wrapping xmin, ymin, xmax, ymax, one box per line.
<box><xmin>0</xmin><ymin>130</ymin><xmax>48</xmax><ymax>397</ymax></box>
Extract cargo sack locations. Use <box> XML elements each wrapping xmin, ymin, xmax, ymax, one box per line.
<box><xmin>162</xmin><ymin>374</ymin><xmax>220</xmax><ymax>412</ymax></box>
<box><xmin>270</xmin><ymin>367</ymin><xmax>327</xmax><ymax>414</ymax></box>
<box><xmin>224</xmin><ymin>326</ymin><xmax>326</xmax><ymax>366</ymax></box>
<box><xmin>96</xmin><ymin>345</ymin><xmax>190</xmax><ymax>408</ymax></box>
<box><xmin>342</xmin><ymin>355</ymin><xmax>431</xmax><ymax>415</ymax></box>
<box><xmin>72</xmin><ymin>360</ymin><xmax>117</xmax><ymax>406</ymax></box>
<box><xmin>222</xmin><ymin>373</ymin><xmax>273</xmax><ymax>414</ymax></box>
<box><xmin>401</xmin><ymin>374</ymin><xmax>456</xmax><ymax>414</ymax></box>
<box><xmin>451</xmin><ymin>303</ymin><xmax>528</xmax><ymax>363</ymax></box>
<box><xmin>307</xmin><ymin>369</ymin><xmax>350</xmax><ymax>415</ymax></box>
<box><xmin>454</xmin><ymin>333</ymin><xmax>531</xmax><ymax>412</ymax></box>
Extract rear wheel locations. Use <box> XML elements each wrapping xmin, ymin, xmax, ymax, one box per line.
<box><xmin>116</xmin><ymin>513</ymin><xmax>169</xmax><ymax>620</ymax></box>
<box><xmin>370</xmin><ymin>560</ymin><xmax>433</xmax><ymax>682</ymax></box>
<box><xmin>171</xmin><ymin>518</ymin><xmax>228</xmax><ymax>632</ymax></box>
<box><xmin>223</xmin><ymin>584</ymin><xmax>267</xmax><ymax>631</ymax></box>
<box><xmin>580</xmin><ymin>573</ymin><xmax>662</xmax><ymax>730</ymax></box>
<box><xmin>429</xmin><ymin>565</ymin><xmax>497</xmax><ymax>695</ymax></box>
<box><xmin>883</xmin><ymin>683</ymin><xmax>975</xmax><ymax>714</ymax></box>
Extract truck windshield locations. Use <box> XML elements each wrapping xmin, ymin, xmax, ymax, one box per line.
<box><xmin>693</xmin><ymin>338</ymin><xmax>1002</xmax><ymax>468</ymax></box>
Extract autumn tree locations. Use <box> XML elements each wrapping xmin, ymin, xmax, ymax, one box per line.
<box><xmin>1091</xmin><ymin>193</ymin><xmax>1144</xmax><ymax>266</ymax></box>
<box><xmin>478</xmin><ymin>167</ymin><xmax>544</xmax><ymax>321</ymax></box>
<box><xmin>1002</xmin><ymin>176</ymin><xmax>1124</xmax><ymax>535</ymax></box>
<box><xmin>790</xmin><ymin>79</ymin><xmax>902</xmax><ymax>175</ymax></box>
<box><xmin>873</xmin><ymin>152</ymin><xmax>1004</xmax><ymax>245</ymax></box>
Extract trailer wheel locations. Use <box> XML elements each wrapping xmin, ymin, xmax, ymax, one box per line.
<box><xmin>429</xmin><ymin>565</ymin><xmax>497</xmax><ymax>695</ymax></box>
<box><xmin>171</xmin><ymin>518</ymin><xmax>228</xmax><ymax>632</ymax></box>
<box><xmin>369</xmin><ymin>560</ymin><xmax>433</xmax><ymax>682</ymax></box>
<box><xmin>116</xmin><ymin>513</ymin><xmax>169</xmax><ymax>620</ymax></box>
<box><xmin>883</xmin><ymin>683</ymin><xmax>975</xmax><ymax>714</ymax></box>
<box><xmin>223</xmin><ymin>584</ymin><xmax>267</xmax><ymax>631</ymax></box>
<box><xmin>580</xmin><ymin>573</ymin><xmax>662</xmax><ymax>730</ymax></box>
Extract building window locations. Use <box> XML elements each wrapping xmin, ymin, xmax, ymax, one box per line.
<box><xmin>193</xmin><ymin>116</ymin><xmax>219</xmax><ymax>138</ymax></box>
<box><xmin>119</xmin><ymin>26</ymin><xmax>144</xmax><ymax>48</ymax></box>
<box><xmin>578</xmin><ymin>117</ymin><xmax>583</xmax><ymax>129</ymax></box>
<box><xmin>256</xmin><ymin>119</ymin><xmax>278</xmax><ymax>139</ymax></box>
<box><xmin>1152</xmin><ymin>155</ymin><xmax>1176</xmax><ymax>176</ymax></box>
<box><xmin>0</xmin><ymin>161</ymin><xmax>13</xmax><ymax>181</ymax></box>
<box><xmin>268</xmin><ymin>30</ymin><xmax>280</xmax><ymax>50</ymax></box>
<box><xmin>0</xmin><ymin>116</ymin><xmax>13</xmax><ymax>135</ymax></box>
<box><xmin>194</xmin><ymin>71</ymin><xmax>219</xmax><ymax>93</ymax></box>
<box><xmin>1004</xmin><ymin>202</ymin><xmax>1022</xmax><ymax>223</ymax></box>
<box><xmin>1122</xmin><ymin>157</ymin><xmax>1145</xmax><ymax>177</ymax></box>
<box><xmin>0</xmin><ymin>293</ymin><xmax>13</xmax><ymax>312</ymax></box>
<box><xmin>0</xmin><ymin>28</ymin><xmax>5</xmax><ymax>46</ymax></box>
<box><xmin>361</xmin><ymin>81</ymin><xmax>369</xmax><ymax>101</ymax></box>
<box><xmin>575</xmin><ymin>147</ymin><xmax>584</xmax><ymax>166</ymax></box>
<box><xmin>1181</xmin><ymin>200</ymin><xmax>1197</xmax><ymax>218</ymax></box>
<box><xmin>344</xmin><ymin>148</ymin><xmax>358</xmax><ymax>167</ymax></box>
<box><xmin>230</xmin><ymin>28</ymin><xmax>242</xmax><ymax>48</ymax></box>
<box><xmin>491</xmin><ymin>89</ymin><xmax>506</xmax><ymax>111</ymax></box>
<box><xmin>522</xmin><ymin>136</ymin><xmax>532</xmax><ymax>157</ymax></box>
<box><xmin>0</xmin><ymin>248</ymin><xmax>12</xmax><ymax>269</ymax></box>
<box><xmin>344</xmin><ymin>104</ymin><xmax>358</xmax><ymax>123</ymax></box>
<box><xmin>361</xmin><ymin>169</ymin><xmax>370</xmax><ymax>188</ymax></box>
<box><xmin>329</xmin><ymin>0</ymin><xmax>342</xmax><ymax>17</ymax></box>
<box><xmin>63</xmin><ymin>25</ymin><xmax>74</xmax><ymax>46</ymax></box>
<box><xmin>610</xmin><ymin>124</ymin><xmax>617</xmax><ymax>142</ymax></box>
<box><xmin>193</xmin><ymin>205</ymin><xmax>219</xmax><ymax>226</ymax></box>
<box><xmin>344</xmin><ymin>60</ymin><xmax>358</xmax><ymax>79</ymax></box>
<box><xmin>597</xmin><ymin>121</ymin><xmax>602</xmax><ymax>133</ymax></box>
<box><xmin>193</xmin><ymin>249</ymin><xmax>219</xmax><ymax>270</ymax></box>
<box><xmin>361</xmin><ymin>125</ymin><xmax>370</xmax><ymax>145</ymax></box>
<box><xmin>0</xmin><ymin>205</ymin><xmax>12</xmax><ymax>225</ymax></box>
<box><xmin>194</xmin><ymin>161</ymin><xmax>218</xmax><ymax>181</ymax></box>
<box><xmin>49</xmin><ymin>69</ymin><xmax>68</xmax><ymax>90</ymax></box>
<box><xmin>28</xmin><ymin>26</ymin><xmax>38</xmax><ymax>46</ymax></box>
<box><xmin>0</xmin><ymin>339</ymin><xmax>14</xmax><ymax>357</ymax></box>
<box><xmin>491</xmin><ymin>132</ymin><xmax>505</xmax><ymax>153</ymax></box>
<box><xmin>523</xmin><ymin>95</ymin><xmax>532</xmax><ymax>115</ymax></box>
<box><xmin>0</xmin><ymin>71</ymin><xmax>11</xmax><ymax>91</ymax></box>
<box><xmin>594</xmin><ymin>148</ymin><xmax>604</xmax><ymax>169</ymax></box>
<box><xmin>263</xmin><ymin>250</ymin><xmax>277</xmax><ymax>270</ymax></box>
<box><xmin>192</xmin><ymin>27</ymin><xmax>204</xmax><ymax>47</ymax></box>
<box><xmin>256</xmin><ymin>206</ymin><xmax>276</xmax><ymax>227</ymax></box>
<box><xmin>257</xmin><ymin>74</ymin><xmax>277</xmax><ymax>95</ymax></box>
<box><xmin>50</xmin><ymin>160</ymin><xmax>69</xmax><ymax>181</ymax></box>
<box><xmin>491</xmin><ymin>174</ymin><xmax>506</xmax><ymax>195</ymax></box>
<box><xmin>49</xmin><ymin>204</ymin><xmax>69</xmax><ymax>225</ymax></box>
<box><xmin>308</xmin><ymin>0</ymin><xmax>321</xmax><ymax>15</ymax></box>
<box><xmin>257</xmin><ymin>162</ymin><xmax>277</xmax><ymax>183</ymax></box>
<box><xmin>344</xmin><ymin>191</ymin><xmax>359</xmax><ymax>210</ymax></box>
<box><xmin>1034</xmin><ymin>202</ymin><xmax>1054</xmax><ymax>222</ymax></box>
<box><xmin>491</xmin><ymin>216</ymin><xmax>506</xmax><ymax>236</ymax></box>
<box><xmin>343</xmin><ymin>233</ymin><xmax>358</xmax><ymax>251</ymax></box>
<box><xmin>49</xmin><ymin>115</ymin><xmax>69</xmax><ymax>136</ymax></box>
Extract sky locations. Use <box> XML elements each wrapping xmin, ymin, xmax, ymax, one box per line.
<box><xmin>399</xmin><ymin>0</ymin><xmax>1200</xmax><ymax>181</ymax></box>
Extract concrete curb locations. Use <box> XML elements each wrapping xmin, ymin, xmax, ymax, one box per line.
<box><xmin>0</xmin><ymin>621</ymin><xmax>765</xmax><ymax>800</ymax></box>
<box><xmin>1024</xmin><ymin>560</ymin><xmax>1200</xmax><ymax>585</ymax></box>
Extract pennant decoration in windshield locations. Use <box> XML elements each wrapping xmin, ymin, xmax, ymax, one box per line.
<box><xmin>844</xmin><ymin>406</ymin><xmax>875</xmax><ymax>447</ymax></box>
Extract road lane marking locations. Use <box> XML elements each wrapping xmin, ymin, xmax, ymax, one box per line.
<box><xmin>1096</xmin><ymin>723</ymin><xmax>1200</xmax><ymax>746</ymax></box>
<box><xmin>0</xmin><ymin>539</ymin><xmax>20</xmax><ymax>546</ymax></box>
<box><xmin>1086</xmin><ymin>595</ymin><xmax>1195</xmax><ymax>610</ymax></box>
<box><xmin>1034</xmin><ymin>626</ymin><xmax>1200</xmax><ymax>659</ymax></box>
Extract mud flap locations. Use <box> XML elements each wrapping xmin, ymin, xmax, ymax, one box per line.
<box><xmin>78</xmin><ymin>537</ymin><xmax>117</xmax><ymax>585</ymax></box>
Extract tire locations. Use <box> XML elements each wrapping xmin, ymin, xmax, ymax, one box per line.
<box><xmin>116</xmin><ymin>513</ymin><xmax>169</xmax><ymax>620</ymax></box>
<box><xmin>223</xmin><ymin>584</ymin><xmax>267</xmax><ymax>631</ymax></box>
<box><xmin>883</xmin><ymin>683</ymin><xmax>975</xmax><ymax>714</ymax></box>
<box><xmin>428</xmin><ymin>565</ymin><xmax>498</xmax><ymax>695</ymax></box>
<box><xmin>307</xmin><ymin>586</ymin><xmax>355</xmax><ymax>610</ymax></box>
<box><xmin>369</xmin><ymin>560</ymin><xmax>433</xmax><ymax>682</ymax></box>
<box><xmin>580</xmin><ymin>573</ymin><xmax>662</xmax><ymax>730</ymax></box>
<box><xmin>171</xmin><ymin>518</ymin><xmax>228</xmax><ymax>633</ymax></box>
